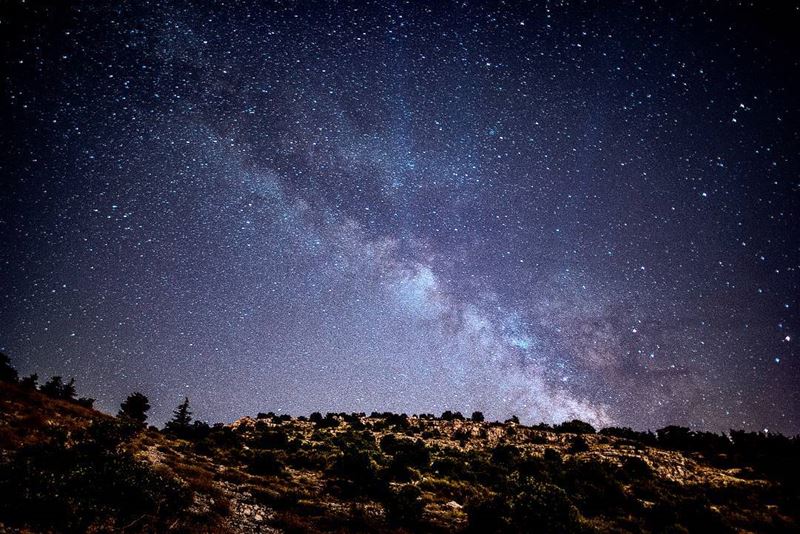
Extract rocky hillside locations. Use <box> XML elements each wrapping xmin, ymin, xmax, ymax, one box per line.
<box><xmin>0</xmin><ymin>381</ymin><xmax>798</xmax><ymax>533</ymax></box>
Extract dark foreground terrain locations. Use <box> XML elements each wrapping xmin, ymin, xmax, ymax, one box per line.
<box><xmin>0</xmin><ymin>374</ymin><xmax>798</xmax><ymax>532</ymax></box>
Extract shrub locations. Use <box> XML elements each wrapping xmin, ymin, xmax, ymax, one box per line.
<box><xmin>380</xmin><ymin>435</ymin><xmax>430</xmax><ymax>468</ymax></box>
<box><xmin>253</xmin><ymin>428</ymin><xmax>290</xmax><ymax>450</ymax></box>
<box><xmin>570</xmin><ymin>435</ymin><xmax>590</xmax><ymax>453</ymax></box>
<box><xmin>465</xmin><ymin>493</ymin><xmax>510</xmax><ymax>533</ymax></box>
<box><xmin>599</xmin><ymin>426</ymin><xmax>657</xmax><ymax>445</ymax></box>
<box><xmin>247</xmin><ymin>450</ymin><xmax>284</xmax><ymax>476</ymax></box>
<box><xmin>509</xmin><ymin>481</ymin><xmax>582</xmax><ymax>532</ymax></box>
<box><xmin>491</xmin><ymin>444</ymin><xmax>521</xmax><ymax>467</ymax></box>
<box><xmin>555</xmin><ymin>419</ymin><xmax>596</xmax><ymax>434</ymax></box>
<box><xmin>559</xmin><ymin>459</ymin><xmax>628</xmax><ymax>517</ymax></box>
<box><xmin>621</xmin><ymin>456</ymin><xmax>653</xmax><ymax>480</ymax></box>
<box><xmin>328</xmin><ymin>447</ymin><xmax>386</xmax><ymax>497</ymax></box>
<box><xmin>384</xmin><ymin>484</ymin><xmax>424</xmax><ymax>526</ymax></box>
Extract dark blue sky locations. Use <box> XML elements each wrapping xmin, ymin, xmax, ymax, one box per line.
<box><xmin>2</xmin><ymin>0</ymin><xmax>798</xmax><ymax>431</ymax></box>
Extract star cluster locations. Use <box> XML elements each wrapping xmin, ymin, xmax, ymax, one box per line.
<box><xmin>1</xmin><ymin>1</ymin><xmax>798</xmax><ymax>431</ymax></box>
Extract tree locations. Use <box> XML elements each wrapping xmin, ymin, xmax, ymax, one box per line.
<box><xmin>0</xmin><ymin>353</ymin><xmax>18</xmax><ymax>383</ymax></box>
<box><xmin>165</xmin><ymin>397</ymin><xmax>192</xmax><ymax>436</ymax></box>
<box><xmin>471</xmin><ymin>411</ymin><xmax>485</xmax><ymax>422</ymax></box>
<box><xmin>62</xmin><ymin>378</ymin><xmax>76</xmax><ymax>401</ymax></box>
<box><xmin>20</xmin><ymin>373</ymin><xmax>38</xmax><ymax>390</ymax></box>
<box><xmin>75</xmin><ymin>397</ymin><xmax>95</xmax><ymax>409</ymax></box>
<box><xmin>118</xmin><ymin>392</ymin><xmax>151</xmax><ymax>424</ymax></box>
<box><xmin>40</xmin><ymin>376</ymin><xmax>65</xmax><ymax>398</ymax></box>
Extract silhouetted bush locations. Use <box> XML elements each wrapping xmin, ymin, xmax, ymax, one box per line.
<box><xmin>471</xmin><ymin>411</ymin><xmax>485</xmax><ymax>422</ymax></box>
<box><xmin>555</xmin><ymin>419</ymin><xmax>596</xmax><ymax>434</ymax></box>
<box><xmin>599</xmin><ymin>426</ymin><xmax>657</xmax><ymax>445</ymax></box>
<box><xmin>318</xmin><ymin>413</ymin><xmax>340</xmax><ymax>428</ymax></box>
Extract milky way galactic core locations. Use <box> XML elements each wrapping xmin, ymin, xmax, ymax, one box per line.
<box><xmin>1</xmin><ymin>1</ymin><xmax>798</xmax><ymax>430</ymax></box>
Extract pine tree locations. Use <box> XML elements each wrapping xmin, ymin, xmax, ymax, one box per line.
<box><xmin>40</xmin><ymin>376</ymin><xmax>65</xmax><ymax>398</ymax></box>
<box><xmin>118</xmin><ymin>392</ymin><xmax>151</xmax><ymax>424</ymax></box>
<box><xmin>165</xmin><ymin>397</ymin><xmax>192</xmax><ymax>436</ymax></box>
<box><xmin>0</xmin><ymin>352</ymin><xmax>18</xmax><ymax>383</ymax></box>
<box><xmin>62</xmin><ymin>378</ymin><xmax>77</xmax><ymax>401</ymax></box>
<box><xmin>20</xmin><ymin>373</ymin><xmax>38</xmax><ymax>389</ymax></box>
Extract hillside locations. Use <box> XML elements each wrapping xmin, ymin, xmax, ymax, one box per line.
<box><xmin>0</xmin><ymin>380</ymin><xmax>798</xmax><ymax>533</ymax></box>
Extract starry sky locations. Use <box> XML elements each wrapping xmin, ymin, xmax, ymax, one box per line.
<box><xmin>1</xmin><ymin>1</ymin><xmax>798</xmax><ymax>432</ymax></box>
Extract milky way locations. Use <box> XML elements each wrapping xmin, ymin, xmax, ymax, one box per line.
<box><xmin>2</xmin><ymin>1</ymin><xmax>798</xmax><ymax>431</ymax></box>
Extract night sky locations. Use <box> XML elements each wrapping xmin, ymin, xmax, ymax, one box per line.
<box><xmin>2</xmin><ymin>1</ymin><xmax>798</xmax><ymax>432</ymax></box>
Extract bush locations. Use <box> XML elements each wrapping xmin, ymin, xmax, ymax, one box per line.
<box><xmin>491</xmin><ymin>444</ymin><xmax>521</xmax><ymax>467</ymax></box>
<box><xmin>570</xmin><ymin>435</ymin><xmax>590</xmax><ymax>453</ymax></box>
<box><xmin>559</xmin><ymin>459</ymin><xmax>628</xmax><ymax>517</ymax></box>
<box><xmin>509</xmin><ymin>481</ymin><xmax>582</xmax><ymax>532</ymax></box>
<box><xmin>247</xmin><ymin>450</ymin><xmax>284</xmax><ymax>476</ymax></box>
<box><xmin>599</xmin><ymin>426</ymin><xmax>657</xmax><ymax>445</ymax></box>
<box><xmin>384</xmin><ymin>484</ymin><xmax>424</xmax><ymax>526</ymax></box>
<box><xmin>471</xmin><ymin>411</ymin><xmax>485</xmax><ymax>422</ymax></box>
<box><xmin>328</xmin><ymin>448</ymin><xmax>386</xmax><ymax>497</ymax></box>
<box><xmin>555</xmin><ymin>419</ymin><xmax>596</xmax><ymax>434</ymax></box>
<box><xmin>253</xmin><ymin>428</ymin><xmax>290</xmax><ymax>450</ymax></box>
<box><xmin>622</xmin><ymin>456</ymin><xmax>653</xmax><ymax>480</ymax></box>
<box><xmin>380</xmin><ymin>435</ymin><xmax>430</xmax><ymax>468</ymax></box>
<box><xmin>465</xmin><ymin>493</ymin><xmax>509</xmax><ymax>532</ymax></box>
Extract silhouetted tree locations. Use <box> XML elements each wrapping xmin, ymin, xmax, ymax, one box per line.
<box><xmin>118</xmin><ymin>392</ymin><xmax>151</xmax><ymax>424</ymax></box>
<box><xmin>471</xmin><ymin>411</ymin><xmax>485</xmax><ymax>422</ymax></box>
<box><xmin>0</xmin><ymin>353</ymin><xmax>18</xmax><ymax>383</ymax></box>
<box><xmin>75</xmin><ymin>397</ymin><xmax>95</xmax><ymax>409</ymax></box>
<box><xmin>19</xmin><ymin>373</ymin><xmax>38</xmax><ymax>390</ymax></box>
<box><xmin>40</xmin><ymin>376</ymin><xmax>65</xmax><ymax>398</ymax></box>
<box><xmin>165</xmin><ymin>397</ymin><xmax>192</xmax><ymax>436</ymax></box>
<box><xmin>62</xmin><ymin>378</ymin><xmax>76</xmax><ymax>401</ymax></box>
